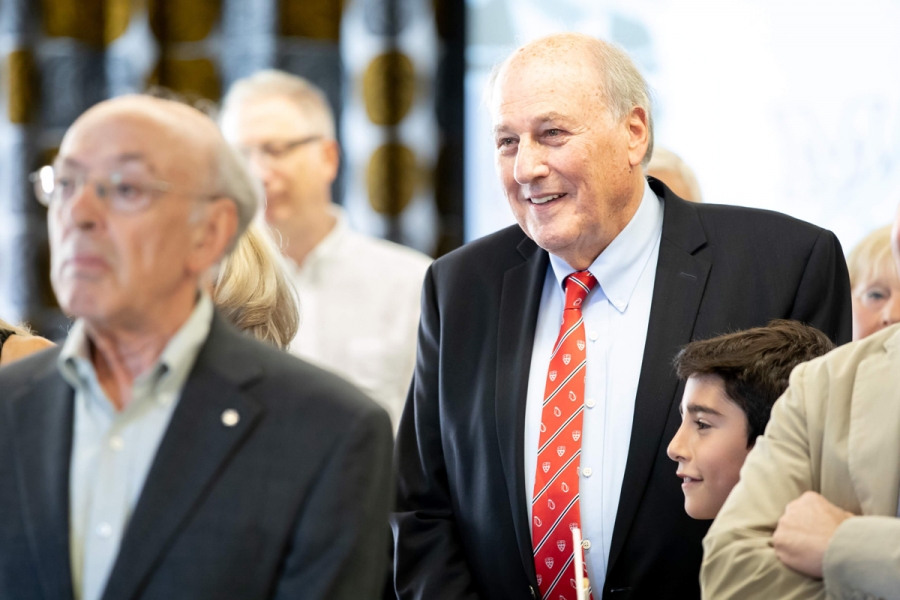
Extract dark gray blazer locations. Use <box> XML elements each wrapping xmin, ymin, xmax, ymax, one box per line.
<box><xmin>392</xmin><ymin>178</ymin><xmax>852</xmax><ymax>600</ymax></box>
<box><xmin>0</xmin><ymin>312</ymin><xmax>393</xmax><ymax>600</ymax></box>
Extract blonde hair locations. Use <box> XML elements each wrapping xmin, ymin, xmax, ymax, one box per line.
<box><xmin>0</xmin><ymin>317</ymin><xmax>30</xmax><ymax>337</ymax></box>
<box><xmin>847</xmin><ymin>225</ymin><xmax>895</xmax><ymax>289</ymax></box>
<box><xmin>213</xmin><ymin>222</ymin><xmax>300</xmax><ymax>349</ymax></box>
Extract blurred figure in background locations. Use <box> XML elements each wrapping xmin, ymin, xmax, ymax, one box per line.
<box><xmin>846</xmin><ymin>224</ymin><xmax>900</xmax><ymax>340</ymax></box>
<box><xmin>0</xmin><ymin>318</ymin><xmax>53</xmax><ymax>366</ymax></box>
<box><xmin>211</xmin><ymin>221</ymin><xmax>300</xmax><ymax>349</ymax></box>
<box><xmin>220</xmin><ymin>70</ymin><xmax>431</xmax><ymax>429</ymax></box>
<box><xmin>647</xmin><ymin>147</ymin><xmax>703</xmax><ymax>203</ymax></box>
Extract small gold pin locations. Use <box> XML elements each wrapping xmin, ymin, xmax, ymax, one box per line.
<box><xmin>221</xmin><ymin>409</ymin><xmax>240</xmax><ymax>427</ymax></box>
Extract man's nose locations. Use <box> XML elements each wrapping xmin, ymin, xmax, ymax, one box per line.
<box><xmin>883</xmin><ymin>294</ymin><xmax>900</xmax><ymax>326</ymax></box>
<box><xmin>513</xmin><ymin>140</ymin><xmax>550</xmax><ymax>185</ymax></box>
<box><xmin>246</xmin><ymin>153</ymin><xmax>275</xmax><ymax>185</ymax></box>
<box><xmin>63</xmin><ymin>182</ymin><xmax>103</xmax><ymax>231</ymax></box>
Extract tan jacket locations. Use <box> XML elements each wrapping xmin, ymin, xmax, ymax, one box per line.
<box><xmin>701</xmin><ymin>324</ymin><xmax>900</xmax><ymax>600</ymax></box>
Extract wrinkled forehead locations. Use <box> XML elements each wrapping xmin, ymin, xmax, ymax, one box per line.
<box><xmin>490</xmin><ymin>47</ymin><xmax>606</xmax><ymax>128</ymax></box>
<box><xmin>59</xmin><ymin>99</ymin><xmax>215</xmax><ymax>187</ymax></box>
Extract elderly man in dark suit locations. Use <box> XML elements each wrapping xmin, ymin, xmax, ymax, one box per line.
<box><xmin>391</xmin><ymin>33</ymin><xmax>851</xmax><ymax>600</ymax></box>
<box><xmin>0</xmin><ymin>95</ymin><xmax>392</xmax><ymax>600</ymax></box>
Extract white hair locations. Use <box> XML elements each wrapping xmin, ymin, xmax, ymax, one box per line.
<box><xmin>210</xmin><ymin>140</ymin><xmax>263</xmax><ymax>252</ymax></box>
<box><xmin>220</xmin><ymin>69</ymin><xmax>336</xmax><ymax>139</ymax></box>
<box><xmin>646</xmin><ymin>147</ymin><xmax>703</xmax><ymax>203</ymax></box>
<box><xmin>486</xmin><ymin>33</ymin><xmax>655</xmax><ymax>166</ymax></box>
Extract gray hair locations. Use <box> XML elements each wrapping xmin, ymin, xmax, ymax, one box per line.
<box><xmin>487</xmin><ymin>34</ymin><xmax>654</xmax><ymax>166</ymax></box>
<box><xmin>140</xmin><ymin>88</ymin><xmax>261</xmax><ymax>253</ymax></box>
<box><xmin>220</xmin><ymin>69</ymin><xmax>336</xmax><ymax>139</ymax></box>
<box><xmin>647</xmin><ymin>147</ymin><xmax>703</xmax><ymax>202</ymax></box>
<box><xmin>210</xmin><ymin>140</ymin><xmax>262</xmax><ymax>252</ymax></box>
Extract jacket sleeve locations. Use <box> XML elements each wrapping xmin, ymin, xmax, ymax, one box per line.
<box><xmin>390</xmin><ymin>266</ymin><xmax>481</xmax><ymax>600</ymax></box>
<box><xmin>789</xmin><ymin>229</ymin><xmax>853</xmax><ymax>345</ymax></box>
<box><xmin>823</xmin><ymin>516</ymin><xmax>900</xmax><ymax>599</ymax></box>
<box><xmin>272</xmin><ymin>405</ymin><xmax>394</xmax><ymax>600</ymax></box>
<box><xmin>700</xmin><ymin>363</ymin><xmax>826</xmax><ymax>600</ymax></box>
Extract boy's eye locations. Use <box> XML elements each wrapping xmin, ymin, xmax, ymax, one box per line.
<box><xmin>694</xmin><ymin>419</ymin><xmax>711</xmax><ymax>430</ymax></box>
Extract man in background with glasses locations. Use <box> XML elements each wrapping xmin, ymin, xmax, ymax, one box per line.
<box><xmin>0</xmin><ymin>95</ymin><xmax>393</xmax><ymax>599</ymax></box>
<box><xmin>220</xmin><ymin>71</ymin><xmax>431</xmax><ymax>431</ymax></box>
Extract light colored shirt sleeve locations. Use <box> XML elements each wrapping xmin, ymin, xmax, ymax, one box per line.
<box><xmin>822</xmin><ymin>516</ymin><xmax>900</xmax><ymax>599</ymax></box>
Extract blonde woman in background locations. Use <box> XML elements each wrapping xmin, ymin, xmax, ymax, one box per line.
<box><xmin>212</xmin><ymin>220</ymin><xmax>300</xmax><ymax>349</ymax></box>
<box><xmin>0</xmin><ymin>317</ymin><xmax>54</xmax><ymax>366</ymax></box>
<box><xmin>846</xmin><ymin>224</ymin><xmax>900</xmax><ymax>340</ymax></box>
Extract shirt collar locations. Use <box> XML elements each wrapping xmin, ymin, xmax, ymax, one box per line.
<box><xmin>58</xmin><ymin>292</ymin><xmax>215</xmax><ymax>400</ymax></box>
<box><xmin>548</xmin><ymin>179</ymin><xmax>664</xmax><ymax>313</ymax></box>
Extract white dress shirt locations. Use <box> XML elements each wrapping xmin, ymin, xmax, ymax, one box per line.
<box><xmin>524</xmin><ymin>181</ymin><xmax>664</xmax><ymax>592</ymax></box>
<box><xmin>59</xmin><ymin>294</ymin><xmax>214</xmax><ymax>600</ymax></box>
<box><xmin>287</xmin><ymin>207</ymin><xmax>432</xmax><ymax>430</ymax></box>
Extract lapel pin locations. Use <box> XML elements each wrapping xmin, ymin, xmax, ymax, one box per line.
<box><xmin>221</xmin><ymin>409</ymin><xmax>240</xmax><ymax>427</ymax></box>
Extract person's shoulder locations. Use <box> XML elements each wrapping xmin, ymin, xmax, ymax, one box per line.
<box><xmin>0</xmin><ymin>334</ymin><xmax>55</xmax><ymax>367</ymax></box>
<box><xmin>207</xmin><ymin>322</ymin><xmax>389</xmax><ymax>427</ymax></box>
<box><xmin>345</xmin><ymin>230</ymin><xmax>432</xmax><ymax>271</ymax></box>
<box><xmin>430</xmin><ymin>224</ymin><xmax>530</xmax><ymax>278</ymax></box>
<box><xmin>692</xmin><ymin>202</ymin><xmax>826</xmax><ymax>241</ymax></box>
<box><xmin>793</xmin><ymin>324</ymin><xmax>900</xmax><ymax>388</ymax></box>
<box><xmin>0</xmin><ymin>342</ymin><xmax>61</xmax><ymax>396</ymax></box>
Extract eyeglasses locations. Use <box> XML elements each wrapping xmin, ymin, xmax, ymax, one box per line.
<box><xmin>30</xmin><ymin>165</ymin><xmax>215</xmax><ymax>213</ymax></box>
<box><xmin>238</xmin><ymin>135</ymin><xmax>323</xmax><ymax>165</ymax></box>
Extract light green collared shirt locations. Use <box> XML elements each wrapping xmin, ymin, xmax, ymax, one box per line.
<box><xmin>59</xmin><ymin>294</ymin><xmax>214</xmax><ymax>600</ymax></box>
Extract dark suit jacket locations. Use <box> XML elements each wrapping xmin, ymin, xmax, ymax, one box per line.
<box><xmin>0</xmin><ymin>312</ymin><xmax>393</xmax><ymax>600</ymax></box>
<box><xmin>391</xmin><ymin>178</ymin><xmax>852</xmax><ymax>600</ymax></box>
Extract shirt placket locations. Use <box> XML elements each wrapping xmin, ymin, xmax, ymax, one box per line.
<box><xmin>81</xmin><ymin>380</ymin><xmax>148</xmax><ymax>600</ymax></box>
<box><xmin>581</xmin><ymin>288</ymin><xmax>611</xmax><ymax>583</ymax></box>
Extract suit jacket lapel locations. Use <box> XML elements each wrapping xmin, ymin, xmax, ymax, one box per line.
<box><xmin>101</xmin><ymin>315</ymin><xmax>264</xmax><ymax>600</ymax></box>
<box><xmin>847</xmin><ymin>329</ymin><xmax>900</xmax><ymax>516</ymax></box>
<box><xmin>608</xmin><ymin>181</ymin><xmax>711</xmax><ymax>572</ymax></box>
<box><xmin>495</xmin><ymin>236</ymin><xmax>550</xmax><ymax>585</ymax></box>
<box><xmin>6</xmin><ymin>349</ymin><xmax>76</xmax><ymax>600</ymax></box>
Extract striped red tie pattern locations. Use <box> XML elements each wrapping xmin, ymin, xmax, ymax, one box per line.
<box><xmin>532</xmin><ymin>270</ymin><xmax>596</xmax><ymax>600</ymax></box>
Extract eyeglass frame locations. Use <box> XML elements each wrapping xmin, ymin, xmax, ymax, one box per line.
<box><xmin>237</xmin><ymin>135</ymin><xmax>324</xmax><ymax>165</ymax></box>
<box><xmin>29</xmin><ymin>165</ymin><xmax>222</xmax><ymax>214</ymax></box>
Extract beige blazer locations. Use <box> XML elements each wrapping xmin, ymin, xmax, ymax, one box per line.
<box><xmin>701</xmin><ymin>323</ymin><xmax>900</xmax><ymax>600</ymax></box>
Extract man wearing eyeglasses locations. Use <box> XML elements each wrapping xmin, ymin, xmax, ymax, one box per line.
<box><xmin>219</xmin><ymin>70</ymin><xmax>432</xmax><ymax>431</ymax></box>
<box><xmin>0</xmin><ymin>95</ymin><xmax>393</xmax><ymax>599</ymax></box>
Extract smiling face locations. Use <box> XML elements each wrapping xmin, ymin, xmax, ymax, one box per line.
<box><xmin>49</xmin><ymin>100</ymin><xmax>227</xmax><ymax>332</ymax></box>
<box><xmin>490</xmin><ymin>42</ymin><xmax>649</xmax><ymax>269</ymax></box>
<box><xmin>666</xmin><ymin>375</ymin><xmax>753</xmax><ymax>520</ymax></box>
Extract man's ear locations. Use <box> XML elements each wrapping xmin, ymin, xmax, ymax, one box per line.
<box><xmin>321</xmin><ymin>139</ymin><xmax>340</xmax><ymax>183</ymax></box>
<box><xmin>189</xmin><ymin>198</ymin><xmax>239</xmax><ymax>275</ymax></box>
<box><xmin>626</xmin><ymin>106</ymin><xmax>650</xmax><ymax>168</ymax></box>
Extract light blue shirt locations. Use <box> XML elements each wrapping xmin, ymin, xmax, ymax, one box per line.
<box><xmin>59</xmin><ymin>294</ymin><xmax>214</xmax><ymax>600</ymax></box>
<box><xmin>524</xmin><ymin>180</ymin><xmax>664</xmax><ymax>592</ymax></box>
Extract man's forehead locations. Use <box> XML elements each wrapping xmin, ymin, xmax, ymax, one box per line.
<box><xmin>61</xmin><ymin>98</ymin><xmax>214</xmax><ymax>179</ymax></box>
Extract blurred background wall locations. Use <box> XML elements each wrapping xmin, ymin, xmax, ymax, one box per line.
<box><xmin>0</xmin><ymin>0</ymin><xmax>465</xmax><ymax>338</ymax></box>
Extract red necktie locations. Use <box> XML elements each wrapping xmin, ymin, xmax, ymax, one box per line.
<box><xmin>532</xmin><ymin>270</ymin><xmax>596</xmax><ymax>600</ymax></box>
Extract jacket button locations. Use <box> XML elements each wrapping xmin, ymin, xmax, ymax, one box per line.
<box><xmin>529</xmin><ymin>585</ymin><xmax>538</xmax><ymax>599</ymax></box>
